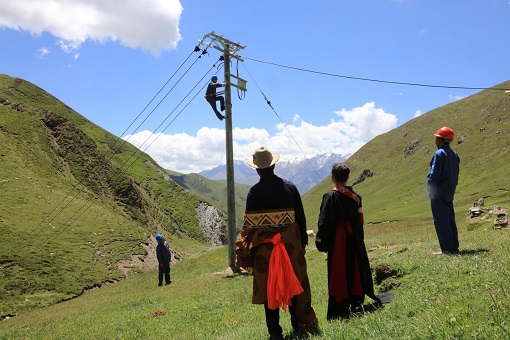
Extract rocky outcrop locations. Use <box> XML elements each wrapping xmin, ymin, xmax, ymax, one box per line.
<box><xmin>403</xmin><ymin>139</ymin><xmax>420</xmax><ymax>158</ymax></box>
<box><xmin>353</xmin><ymin>169</ymin><xmax>374</xmax><ymax>186</ymax></box>
<box><xmin>195</xmin><ymin>202</ymin><xmax>228</xmax><ymax>246</ymax></box>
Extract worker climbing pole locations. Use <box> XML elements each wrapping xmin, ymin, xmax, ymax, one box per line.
<box><xmin>204</xmin><ymin>75</ymin><xmax>226</xmax><ymax>120</ymax></box>
<box><xmin>199</xmin><ymin>32</ymin><xmax>247</xmax><ymax>271</ymax></box>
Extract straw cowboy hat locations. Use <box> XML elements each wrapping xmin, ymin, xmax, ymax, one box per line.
<box><xmin>247</xmin><ymin>146</ymin><xmax>280</xmax><ymax>169</ymax></box>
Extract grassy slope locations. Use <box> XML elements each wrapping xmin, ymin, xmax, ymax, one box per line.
<box><xmin>166</xmin><ymin>170</ymin><xmax>251</xmax><ymax>223</ymax></box>
<box><xmin>303</xmin><ymin>81</ymin><xmax>510</xmax><ymax>229</ymax></box>
<box><xmin>0</xmin><ymin>75</ymin><xmax>211</xmax><ymax>316</ymax></box>
<box><xmin>0</xmin><ymin>220</ymin><xmax>509</xmax><ymax>339</ymax></box>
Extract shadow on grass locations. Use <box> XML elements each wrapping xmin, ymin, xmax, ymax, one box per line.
<box><xmin>285</xmin><ymin>323</ymin><xmax>322</xmax><ymax>340</ymax></box>
<box><xmin>459</xmin><ymin>248</ymin><xmax>489</xmax><ymax>255</ymax></box>
<box><xmin>325</xmin><ymin>292</ymin><xmax>396</xmax><ymax>325</ymax></box>
<box><xmin>358</xmin><ymin>292</ymin><xmax>396</xmax><ymax>315</ymax></box>
<box><xmin>213</xmin><ymin>266</ymin><xmax>252</xmax><ymax>278</ymax></box>
<box><xmin>222</xmin><ymin>272</ymin><xmax>252</xmax><ymax>279</ymax></box>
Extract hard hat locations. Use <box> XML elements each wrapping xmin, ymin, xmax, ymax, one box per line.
<box><xmin>155</xmin><ymin>234</ymin><xmax>163</xmax><ymax>241</ymax></box>
<box><xmin>211</xmin><ymin>75</ymin><xmax>218</xmax><ymax>80</ymax></box>
<box><xmin>434</xmin><ymin>126</ymin><xmax>454</xmax><ymax>141</ymax></box>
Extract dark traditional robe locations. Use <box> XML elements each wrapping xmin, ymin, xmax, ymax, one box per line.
<box><xmin>316</xmin><ymin>186</ymin><xmax>381</xmax><ymax>319</ymax></box>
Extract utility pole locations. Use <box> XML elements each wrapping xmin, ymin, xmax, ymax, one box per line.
<box><xmin>199</xmin><ymin>32</ymin><xmax>247</xmax><ymax>271</ymax></box>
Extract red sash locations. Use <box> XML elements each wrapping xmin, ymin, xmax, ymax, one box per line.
<box><xmin>332</xmin><ymin>186</ymin><xmax>360</xmax><ymax>206</ymax></box>
<box><xmin>330</xmin><ymin>186</ymin><xmax>363</xmax><ymax>301</ymax></box>
<box><xmin>332</xmin><ymin>186</ymin><xmax>363</xmax><ymax>223</ymax></box>
<box><xmin>262</xmin><ymin>233</ymin><xmax>304</xmax><ymax>310</ymax></box>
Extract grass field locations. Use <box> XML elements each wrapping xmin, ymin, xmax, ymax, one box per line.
<box><xmin>1</xmin><ymin>216</ymin><xmax>509</xmax><ymax>339</ymax></box>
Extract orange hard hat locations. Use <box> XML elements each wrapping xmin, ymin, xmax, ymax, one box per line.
<box><xmin>434</xmin><ymin>126</ymin><xmax>454</xmax><ymax>141</ymax></box>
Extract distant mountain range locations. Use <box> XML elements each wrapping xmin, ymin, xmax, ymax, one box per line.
<box><xmin>199</xmin><ymin>153</ymin><xmax>349</xmax><ymax>194</ymax></box>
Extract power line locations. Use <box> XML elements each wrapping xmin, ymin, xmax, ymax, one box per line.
<box><xmin>42</xmin><ymin>68</ymin><xmax>215</xmax><ymax>246</ymax></box>
<box><xmin>241</xmin><ymin>63</ymin><xmax>323</xmax><ymax>183</ymax></box>
<box><xmin>37</xmin><ymin>42</ymin><xmax>509</xmax><ymax>247</ymax></box>
<box><xmin>122</xmin><ymin>64</ymin><xmax>220</xmax><ymax>173</ymax></box>
<box><xmin>117</xmin><ymin>46</ymin><xmax>205</xmax><ymax>145</ymax></box>
<box><xmin>31</xmin><ymin>50</ymin><xmax>214</xmax><ymax>247</ymax></box>
<box><xmin>23</xmin><ymin>47</ymin><xmax>208</xmax><ymax>247</ymax></box>
<box><xmin>241</xmin><ymin>55</ymin><xmax>510</xmax><ymax>91</ymax></box>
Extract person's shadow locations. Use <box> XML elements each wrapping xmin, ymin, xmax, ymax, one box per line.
<box><xmin>357</xmin><ymin>292</ymin><xmax>396</xmax><ymax>315</ymax></box>
<box><xmin>458</xmin><ymin>248</ymin><xmax>489</xmax><ymax>255</ymax></box>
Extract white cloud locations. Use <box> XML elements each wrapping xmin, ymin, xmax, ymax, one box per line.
<box><xmin>55</xmin><ymin>40</ymin><xmax>80</xmax><ymax>60</ymax></box>
<box><xmin>413</xmin><ymin>110</ymin><xmax>423</xmax><ymax>118</ymax></box>
<box><xmin>123</xmin><ymin>102</ymin><xmax>398</xmax><ymax>173</ymax></box>
<box><xmin>0</xmin><ymin>0</ymin><xmax>183</xmax><ymax>55</ymax></box>
<box><xmin>333</xmin><ymin>102</ymin><xmax>398</xmax><ymax>140</ymax></box>
<box><xmin>56</xmin><ymin>40</ymin><xmax>81</xmax><ymax>54</ymax></box>
<box><xmin>36</xmin><ymin>47</ymin><xmax>50</xmax><ymax>58</ymax></box>
<box><xmin>448</xmin><ymin>94</ymin><xmax>465</xmax><ymax>101</ymax></box>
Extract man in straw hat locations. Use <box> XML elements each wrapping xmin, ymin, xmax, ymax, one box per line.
<box><xmin>235</xmin><ymin>146</ymin><xmax>319</xmax><ymax>339</ymax></box>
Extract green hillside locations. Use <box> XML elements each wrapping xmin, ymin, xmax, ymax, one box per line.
<box><xmin>0</xmin><ymin>75</ymin><xmax>217</xmax><ymax>316</ymax></box>
<box><xmin>303</xmin><ymin>81</ymin><xmax>510</xmax><ymax>229</ymax></box>
<box><xmin>166</xmin><ymin>170</ymin><xmax>251</xmax><ymax>223</ymax></box>
<box><xmin>1</xmin><ymin>223</ymin><xmax>509</xmax><ymax>339</ymax></box>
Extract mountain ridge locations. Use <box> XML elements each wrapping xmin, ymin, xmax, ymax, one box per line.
<box><xmin>199</xmin><ymin>153</ymin><xmax>349</xmax><ymax>194</ymax></box>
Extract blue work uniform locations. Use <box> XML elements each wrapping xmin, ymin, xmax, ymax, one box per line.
<box><xmin>427</xmin><ymin>143</ymin><xmax>460</xmax><ymax>253</ymax></box>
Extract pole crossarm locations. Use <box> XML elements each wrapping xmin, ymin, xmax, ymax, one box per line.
<box><xmin>226</xmin><ymin>73</ymin><xmax>247</xmax><ymax>92</ymax></box>
<box><xmin>199</xmin><ymin>31</ymin><xmax>246</xmax><ymax>61</ymax></box>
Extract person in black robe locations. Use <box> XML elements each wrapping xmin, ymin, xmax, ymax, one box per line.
<box><xmin>316</xmin><ymin>163</ymin><xmax>381</xmax><ymax>320</ymax></box>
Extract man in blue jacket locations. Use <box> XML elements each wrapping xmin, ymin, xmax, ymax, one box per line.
<box><xmin>156</xmin><ymin>234</ymin><xmax>172</xmax><ymax>286</ymax></box>
<box><xmin>427</xmin><ymin>126</ymin><xmax>460</xmax><ymax>255</ymax></box>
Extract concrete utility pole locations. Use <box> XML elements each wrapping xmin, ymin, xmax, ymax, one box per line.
<box><xmin>199</xmin><ymin>32</ymin><xmax>247</xmax><ymax>271</ymax></box>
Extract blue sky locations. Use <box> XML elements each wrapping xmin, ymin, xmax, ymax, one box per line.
<box><xmin>1</xmin><ymin>0</ymin><xmax>509</xmax><ymax>173</ymax></box>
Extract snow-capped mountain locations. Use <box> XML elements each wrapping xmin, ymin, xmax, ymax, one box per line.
<box><xmin>199</xmin><ymin>153</ymin><xmax>349</xmax><ymax>194</ymax></box>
